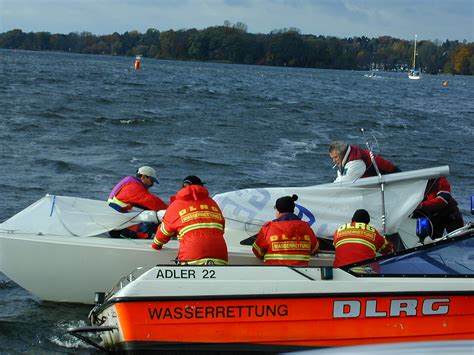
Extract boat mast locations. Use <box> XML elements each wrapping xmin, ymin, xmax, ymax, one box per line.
<box><xmin>412</xmin><ymin>35</ymin><xmax>417</xmax><ymax>69</ymax></box>
<box><xmin>360</xmin><ymin>128</ymin><xmax>386</xmax><ymax>234</ymax></box>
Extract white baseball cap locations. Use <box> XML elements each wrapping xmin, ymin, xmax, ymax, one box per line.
<box><xmin>137</xmin><ymin>166</ymin><xmax>159</xmax><ymax>184</ymax></box>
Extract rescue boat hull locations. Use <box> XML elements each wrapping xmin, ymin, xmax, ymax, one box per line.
<box><xmin>79</xmin><ymin>226</ymin><xmax>474</xmax><ymax>351</ymax></box>
<box><xmin>98</xmin><ymin>293</ymin><xmax>474</xmax><ymax>351</ymax></box>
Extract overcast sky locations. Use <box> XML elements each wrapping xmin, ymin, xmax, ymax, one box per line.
<box><xmin>1</xmin><ymin>0</ymin><xmax>473</xmax><ymax>42</ymax></box>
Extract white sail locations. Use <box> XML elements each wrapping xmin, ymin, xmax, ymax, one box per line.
<box><xmin>0</xmin><ymin>194</ymin><xmax>160</xmax><ymax>237</ymax></box>
<box><xmin>214</xmin><ymin>166</ymin><xmax>449</xmax><ymax>238</ymax></box>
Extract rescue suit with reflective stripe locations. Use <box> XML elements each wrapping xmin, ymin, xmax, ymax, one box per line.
<box><xmin>152</xmin><ymin>184</ymin><xmax>228</xmax><ymax>265</ymax></box>
<box><xmin>413</xmin><ymin>177</ymin><xmax>464</xmax><ymax>239</ymax></box>
<box><xmin>108</xmin><ymin>176</ymin><xmax>168</xmax><ymax>239</ymax></box>
<box><xmin>252</xmin><ymin>212</ymin><xmax>319</xmax><ymax>266</ymax></box>
<box><xmin>333</xmin><ymin>221</ymin><xmax>393</xmax><ymax>267</ymax></box>
<box><xmin>335</xmin><ymin>145</ymin><xmax>400</xmax><ymax>183</ymax></box>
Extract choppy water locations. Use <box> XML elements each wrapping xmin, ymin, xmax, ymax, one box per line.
<box><xmin>0</xmin><ymin>49</ymin><xmax>473</xmax><ymax>352</ymax></box>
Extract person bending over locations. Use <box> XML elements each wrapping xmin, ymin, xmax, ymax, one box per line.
<box><xmin>108</xmin><ymin>166</ymin><xmax>168</xmax><ymax>239</ymax></box>
<box><xmin>329</xmin><ymin>141</ymin><xmax>400</xmax><ymax>183</ymax></box>
<box><xmin>412</xmin><ymin>177</ymin><xmax>464</xmax><ymax>239</ymax></box>
<box><xmin>333</xmin><ymin>209</ymin><xmax>393</xmax><ymax>269</ymax></box>
<box><xmin>151</xmin><ymin>175</ymin><xmax>228</xmax><ymax>265</ymax></box>
<box><xmin>252</xmin><ymin>194</ymin><xmax>319</xmax><ymax>266</ymax></box>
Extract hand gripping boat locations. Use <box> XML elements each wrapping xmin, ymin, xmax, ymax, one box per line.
<box><xmin>68</xmin><ymin>224</ymin><xmax>474</xmax><ymax>352</ymax></box>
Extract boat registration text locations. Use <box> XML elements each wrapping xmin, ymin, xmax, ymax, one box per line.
<box><xmin>156</xmin><ymin>268</ymin><xmax>215</xmax><ymax>279</ymax></box>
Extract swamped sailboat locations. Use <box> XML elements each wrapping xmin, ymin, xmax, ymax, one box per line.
<box><xmin>0</xmin><ymin>165</ymin><xmax>458</xmax><ymax>304</ymax></box>
<box><xmin>69</xmin><ymin>223</ymin><xmax>474</xmax><ymax>352</ymax></box>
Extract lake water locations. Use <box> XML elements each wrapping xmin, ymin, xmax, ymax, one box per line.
<box><xmin>0</xmin><ymin>49</ymin><xmax>473</xmax><ymax>352</ymax></box>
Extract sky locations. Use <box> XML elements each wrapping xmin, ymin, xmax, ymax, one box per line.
<box><xmin>1</xmin><ymin>0</ymin><xmax>473</xmax><ymax>42</ymax></box>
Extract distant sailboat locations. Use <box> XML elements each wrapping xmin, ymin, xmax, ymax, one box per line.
<box><xmin>408</xmin><ymin>35</ymin><xmax>421</xmax><ymax>80</ymax></box>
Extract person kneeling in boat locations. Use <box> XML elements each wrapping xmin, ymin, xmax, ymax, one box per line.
<box><xmin>252</xmin><ymin>194</ymin><xmax>319</xmax><ymax>266</ymax></box>
<box><xmin>411</xmin><ymin>177</ymin><xmax>464</xmax><ymax>240</ymax></box>
<box><xmin>108</xmin><ymin>166</ymin><xmax>168</xmax><ymax>239</ymax></box>
<box><xmin>151</xmin><ymin>175</ymin><xmax>228</xmax><ymax>265</ymax></box>
<box><xmin>333</xmin><ymin>209</ymin><xmax>394</xmax><ymax>272</ymax></box>
<box><xmin>329</xmin><ymin>141</ymin><xmax>400</xmax><ymax>183</ymax></box>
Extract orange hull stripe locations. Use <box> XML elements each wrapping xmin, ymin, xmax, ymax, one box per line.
<box><xmin>114</xmin><ymin>295</ymin><xmax>474</xmax><ymax>346</ymax></box>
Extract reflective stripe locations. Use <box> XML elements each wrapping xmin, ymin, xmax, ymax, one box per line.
<box><xmin>159</xmin><ymin>222</ymin><xmax>174</xmax><ymax>237</ymax></box>
<box><xmin>107</xmin><ymin>197</ymin><xmax>130</xmax><ymax>208</ymax></box>
<box><xmin>180</xmin><ymin>258</ymin><xmax>227</xmax><ymax>266</ymax></box>
<box><xmin>334</xmin><ymin>238</ymin><xmax>376</xmax><ymax>252</ymax></box>
<box><xmin>252</xmin><ymin>242</ymin><xmax>264</xmax><ymax>256</ymax></box>
<box><xmin>263</xmin><ymin>253</ymin><xmax>310</xmax><ymax>262</ymax></box>
<box><xmin>152</xmin><ymin>237</ymin><xmax>164</xmax><ymax>246</ymax></box>
<box><xmin>350</xmin><ymin>266</ymin><xmax>374</xmax><ymax>274</ymax></box>
<box><xmin>378</xmin><ymin>239</ymin><xmax>391</xmax><ymax>253</ymax></box>
<box><xmin>178</xmin><ymin>222</ymin><xmax>224</xmax><ymax>239</ymax></box>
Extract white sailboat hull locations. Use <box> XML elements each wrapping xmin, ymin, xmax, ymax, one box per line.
<box><xmin>0</xmin><ymin>233</ymin><xmax>265</xmax><ymax>304</ymax></box>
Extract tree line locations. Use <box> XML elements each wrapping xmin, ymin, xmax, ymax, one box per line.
<box><xmin>1</xmin><ymin>22</ymin><xmax>473</xmax><ymax>75</ymax></box>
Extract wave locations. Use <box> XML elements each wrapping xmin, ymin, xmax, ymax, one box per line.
<box><xmin>0</xmin><ymin>278</ymin><xmax>16</xmax><ymax>290</ymax></box>
<box><xmin>49</xmin><ymin>320</ymin><xmax>96</xmax><ymax>350</ymax></box>
<box><xmin>168</xmin><ymin>154</ymin><xmax>234</xmax><ymax>168</ymax></box>
<box><xmin>92</xmin><ymin>115</ymin><xmax>172</xmax><ymax>126</ymax></box>
<box><xmin>32</xmin><ymin>158</ymin><xmax>84</xmax><ymax>174</ymax></box>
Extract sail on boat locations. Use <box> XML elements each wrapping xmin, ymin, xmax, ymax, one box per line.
<box><xmin>408</xmin><ymin>35</ymin><xmax>421</xmax><ymax>80</ymax></box>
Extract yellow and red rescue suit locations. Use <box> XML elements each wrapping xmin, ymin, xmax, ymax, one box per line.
<box><xmin>333</xmin><ymin>222</ymin><xmax>393</xmax><ymax>267</ymax></box>
<box><xmin>252</xmin><ymin>212</ymin><xmax>319</xmax><ymax>266</ymax></box>
<box><xmin>108</xmin><ymin>176</ymin><xmax>168</xmax><ymax>239</ymax></box>
<box><xmin>152</xmin><ymin>184</ymin><xmax>228</xmax><ymax>265</ymax></box>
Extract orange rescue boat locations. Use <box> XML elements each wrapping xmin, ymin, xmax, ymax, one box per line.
<box><xmin>69</xmin><ymin>224</ymin><xmax>474</xmax><ymax>352</ymax></box>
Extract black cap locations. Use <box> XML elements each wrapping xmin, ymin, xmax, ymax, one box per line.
<box><xmin>182</xmin><ymin>175</ymin><xmax>205</xmax><ymax>186</ymax></box>
<box><xmin>352</xmin><ymin>209</ymin><xmax>370</xmax><ymax>224</ymax></box>
<box><xmin>275</xmin><ymin>194</ymin><xmax>298</xmax><ymax>213</ymax></box>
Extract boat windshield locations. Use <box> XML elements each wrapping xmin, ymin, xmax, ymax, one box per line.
<box><xmin>349</xmin><ymin>232</ymin><xmax>474</xmax><ymax>276</ymax></box>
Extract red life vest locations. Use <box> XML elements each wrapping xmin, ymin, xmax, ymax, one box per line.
<box><xmin>345</xmin><ymin>145</ymin><xmax>399</xmax><ymax>178</ymax></box>
<box><xmin>333</xmin><ymin>222</ymin><xmax>393</xmax><ymax>267</ymax></box>
<box><xmin>252</xmin><ymin>213</ymin><xmax>319</xmax><ymax>266</ymax></box>
<box><xmin>152</xmin><ymin>185</ymin><xmax>228</xmax><ymax>265</ymax></box>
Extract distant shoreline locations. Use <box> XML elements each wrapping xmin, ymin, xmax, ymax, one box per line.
<box><xmin>1</xmin><ymin>27</ymin><xmax>473</xmax><ymax>75</ymax></box>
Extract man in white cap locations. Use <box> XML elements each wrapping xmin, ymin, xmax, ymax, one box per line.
<box><xmin>108</xmin><ymin>166</ymin><xmax>168</xmax><ymax>239</ymax></box>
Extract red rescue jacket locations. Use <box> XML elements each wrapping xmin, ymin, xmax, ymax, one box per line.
<box><xmin>344</xmin><ymin>145</ymin><xmax>399</xmax><ymax>178</ymax></box>
<box><xmin>333</xmin><ymin>222</ymin><xmax>393</xmax><ymax>267</ymax></box>
<box><xmin>419</xmin><ymin>177</ymin><xmax>460</xmax><ymax>217</ymax></box>
<box><xmin>108</xmin><ymin>176</ymin><xmax>168</xmax><ymax>212</ymax></box>
<box><xmin>252</xmin><ymin>212</ymin><xmax>319</xmax><ymax>266</ymax></box>
<box><xmin>108</xmin><ymin>176</ymin><xmax>168</xmax><ymax>239</ymax></box>
<box><xmin>152</xmin><ymin>185</ymin><xmax>228</xmax><ymax>265</ymax></box>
